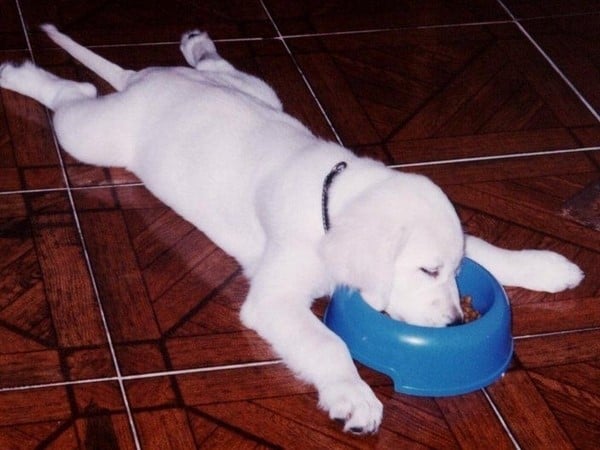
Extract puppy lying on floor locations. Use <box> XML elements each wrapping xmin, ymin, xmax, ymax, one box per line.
<box><xmin>0</xmin><ymin>25</ymin><xmax>584</xmax><ymax>434</ymax></box>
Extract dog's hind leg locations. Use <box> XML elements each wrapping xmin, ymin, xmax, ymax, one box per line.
<box><xmin>0</xmin><ymin>60</ymin><xmax>97</xmax><ymax>110</ymax></box>
<box><xmin>179</xmin><ymin>30</ymin><xmax>233</xmax><ymax>70</ymax></box>
<box><xmin>0</xmin><ymin>60</ymin><xmax>135</xmax><ymax>167</ymax></box>
<box><xmin>179</xmin><ymin>30</ymin><xmax>283</xmax><ymax>110</ymax></box>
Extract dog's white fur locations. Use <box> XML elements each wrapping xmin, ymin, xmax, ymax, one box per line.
<box><xmin>0</xmin><ymin>26</ymin><xmax>584</xmax><ymax>433</ymax></box>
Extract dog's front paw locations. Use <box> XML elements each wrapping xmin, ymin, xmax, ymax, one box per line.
<box><xmin>518</xmin><ymin>250</ymin><xmax>584</xmax><ymax>293</ymax></box>
<box><xmin>318</xmin><ymin>378</ymin><xmax>383</xmax><ymax>434</ymax></box>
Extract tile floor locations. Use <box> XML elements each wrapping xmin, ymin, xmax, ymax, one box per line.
<box><xmin>1</xmin><ymin>0</ymin><xmax>599</xmax><ymax>448</ymax></box>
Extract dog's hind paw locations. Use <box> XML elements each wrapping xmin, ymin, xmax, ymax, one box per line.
<box><xmin>0</xmin><ymin>60</ymin><xmax>38</xmax><ymax>93</ymax></box>
<box><xmin>180</xmin><ymin>29</ymin><xmax>217</xmax><ymax>67</ymax></box>
<box><xmin>319</xmin><ymin>379</ymin><xmax>383</xmax><ymax>434</ymax></box>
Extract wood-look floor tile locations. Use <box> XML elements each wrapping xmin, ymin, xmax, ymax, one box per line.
<box><xmin>135</xmin><ymin>409</ymin><xmax>198</xmax><ymax>450</ymax></box>
<box><xmin>20</xmin><ymin>0</ymin><xmax>275</xmax><ymax>47</ymax></box>
<box><xmin>516</xmin><ymin>329</ymin><xmax>600</xmax><ymax>368</ymax></box>
<box><xmin>435</xmin><ymin>393</ymin><xmax>515</xmax><ymax>449</ymax></box>
<box><xmin>0</xmin><ymin>192</ymin><xmax>110</xmax><ymax>388</ymax></box>
<box><xmin>287</xmin><ymin>25</ymin><xmax>600</xmax><ymax>162</ymax></box>
<box><xmin>176</xmin><ymin>364</ymin><xmax>310</xmax><ymax>405</ymax></box>
<box><xmin>0</xmin><ymin>383</ymin><xmax>135</xmax><ymax>449</ymax></box>
<box><xmin>512</xmin><ymin>296</ymin><xmax>600</xmax><ymax>335</ymax></box>
<box><xmin>486</xmin><ymin>370</ymin><xmax>575</xmax><ymax>449</ymax></box>
<box><xmin>263</xmin><ymin>0</ymin><xmax>509</xmax><ymax>35</ymax></box>
<box><xmin>528</xmin><ymin>365</ymin><xmax>600</xmax><ymax>450</ymax></box>
<box><xmin>115</xmin><ymin>343</ymin><xmax>168</xmax><ymax>375</ymax></box>
<box><xmin>126</xmin><ymin>377</ymin><xmax>178</xmax><ymax>410</ymax></box>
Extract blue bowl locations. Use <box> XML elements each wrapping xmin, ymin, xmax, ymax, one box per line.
<box><xmin>324</xmin><ymin>258</ymin><xmax>513</xmax><ymax>397</ymax></box>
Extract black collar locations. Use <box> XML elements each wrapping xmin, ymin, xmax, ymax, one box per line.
<box><xmin>321</xmin><ymin>161</ymin><xmax>347</xmax><ymax>232</ymax></box>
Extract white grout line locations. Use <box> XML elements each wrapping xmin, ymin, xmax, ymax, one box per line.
<box><xmin>495</xmin><ymin>0</ymin><xmax>600</xmax><ymax>123</ymax></box>
<box><xmin>13</xmin><ymin>0</ymin><xmax>33</xmax><ymax>61</ymax></box>
<box><xmin>0</xmin><ymin>181</ymin><xmax>145</xmax><ymax>197</ymax></box>
<box><xmin>482</xmin><ymin>388</ymin><xmax>523</xmax><ymax>449</ymax></box>
<box><xmin>276</xmin><ymin>19</ymin><xmax>515</xmax><ymax>40</ymax></box>
<box><xmin>0</xmin><ymin>360</ymin><xmax>283</xmax><ymax>393</ymax></box>
<box><xmin>514</xmin><ymin>326</ymin><xmax>600</xmax><ymax>340</ymax></box>
<box><xmin>390</xmin><ymin>146</ymin><xmax>600</xmax><ymax>169</ymax></box>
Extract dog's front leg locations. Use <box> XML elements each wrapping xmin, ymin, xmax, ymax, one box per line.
<box><xmin>240</xmin><ymin>248</ymin><xmax>383</xmax><ymax>434</ymax></box>
<box><xmin>465</xmin><ymin>235</ymin><xmax>584</xmax><ymax>292</ymax></box>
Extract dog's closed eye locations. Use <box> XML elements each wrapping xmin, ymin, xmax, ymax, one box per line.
<box><xmin>419</xmin><ymin>267</ymin><xmax>440</xmax><ymax>278</ymax></box>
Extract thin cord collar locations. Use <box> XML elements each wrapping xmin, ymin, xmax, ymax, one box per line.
<box><xmin>322</xmin><ymin>161</ymin><xmax>347</xmax><ymax>232</ymax></box>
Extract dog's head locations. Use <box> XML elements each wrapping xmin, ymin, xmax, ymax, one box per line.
<box><xmin>320</xmin><ymin>174</ymin><xmax>464</xmax><ymax>327</ymax></box>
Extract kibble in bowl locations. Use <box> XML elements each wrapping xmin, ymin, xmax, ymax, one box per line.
<box><xmin>460</xmin><ymin>295</ymin><xmax>481</xmax><ymax>323</ymax></box>
<box><xmin>324</xmin><ymin>258</ymin><xmax>513</xmax><ymax>397</ymax></box>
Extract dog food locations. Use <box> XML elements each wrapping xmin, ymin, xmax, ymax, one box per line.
<box><xmin>460</xmin><ymin>296</ymin><xmax>481</xmax><ymax>323</ymax></box>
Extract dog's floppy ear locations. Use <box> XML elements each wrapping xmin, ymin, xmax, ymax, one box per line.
<box><xmin>319</xmin><ymin>210</ymin><xmax>406</xmax><ymax>311</ymax></box>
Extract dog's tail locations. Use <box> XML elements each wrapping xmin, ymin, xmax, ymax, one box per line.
<box><xmin>41</xmin><ymin>24</ymin><xmax>135</xmax><ymax>91</ymax></box>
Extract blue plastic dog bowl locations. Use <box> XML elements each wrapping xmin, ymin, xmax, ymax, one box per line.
<box><xmin>324</xmin><ymin>258</ymin><xmax>513</xmax><ymax>397</ymax></box>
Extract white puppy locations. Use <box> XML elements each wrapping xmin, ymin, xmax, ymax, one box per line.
<box><xmin>0</xmin><ymin>26</ymin><xmax>584</xmax><ymax>434</ymax></box>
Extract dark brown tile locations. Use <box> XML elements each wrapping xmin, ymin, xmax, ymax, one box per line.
<box><xmin>521</xmin><ymin>14</ymin><xmax>600</xmax><ymax>113</ymax></box>
<box><xmin>287</xmin><ymin>25</ymin><xmax>599</xmax><ymax>162</ymax></box>
<box><xmin>0</xmin><ymin>0</ymin><xmax>27</xmax><ymax>50</ymax></box>
<box><xmin>20</xmin><ymin>0</ymin><xmax>275</xmax><ymax>47</ymax></box>
<box><xmin>503</xmin><ymin>0</ymin><xmax>600</xmax><ymax>18</ymax></box>
<box><xmin>264</xmin><ymin>0</ymin><xmax>509</xmax><ymax>35</ymax></box>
